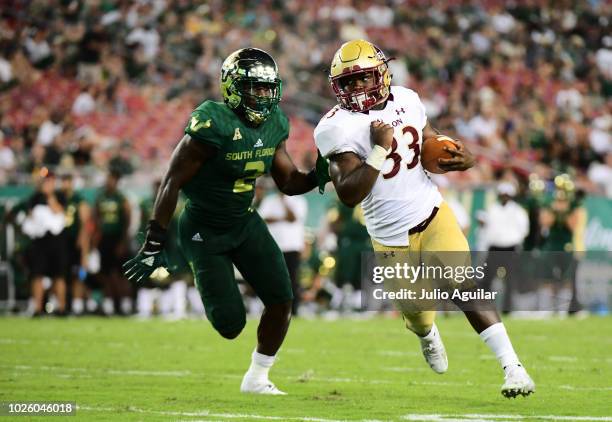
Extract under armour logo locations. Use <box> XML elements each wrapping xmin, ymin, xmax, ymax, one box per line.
<box><xmin>383</xmin><ymin>251</ymin><xmax>396</xmax><ymax>258</ymax></box>
<box><xmin>141</xmin><ymin>256</ymin><xmax>155</xmax><ymax>266</ymax></box>
<box><xmin>395</xmin><ymin>108</ymin><xmax>405</xmax><ymax>115</ymax></box>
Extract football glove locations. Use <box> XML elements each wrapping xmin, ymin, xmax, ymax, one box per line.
<box><xmin>123</xmin><ymin>220</ymin><xmax>168</xmax><ymax>283</ymax></box>
<box><xmin>315</xmin><ymin>149</ymin><xmax>331</xmax><ymax>194</ymax></box>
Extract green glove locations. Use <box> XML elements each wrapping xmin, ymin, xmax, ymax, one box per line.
<box><xmin>123</xmin><ymin>220</ymin><xmax>168</xmax><ymax>283</ymax></box>
<box><xmin>315</xmin><ymin>149</ymin><xmax>331</xmax><ymax>194</ymax></box>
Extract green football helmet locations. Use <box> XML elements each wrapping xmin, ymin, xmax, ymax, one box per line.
<box><xmin>220</xmin><ymin>48</ymin><xmax>282</xmax><ymax>125</ymax></box>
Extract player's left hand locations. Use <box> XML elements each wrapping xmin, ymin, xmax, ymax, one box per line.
<box><xmin>437</xmin><ymin>140</ymin><xmax>475</xmax><ymax>172</ymax></box>
<box><xmin>315</xmin><ymin>149</ymin><xmax>332</xmax><ymax>194</ymax></box>
<box><xmin>123</xmin><ymin>221</ymin><xmax>168</xmax><ymax>283</ymax></box>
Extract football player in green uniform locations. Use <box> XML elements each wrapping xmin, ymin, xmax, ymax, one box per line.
<box><xmin>123</xmin><ymin>48</ymin><xmax>327</xmax><ymax>395</ymax></box>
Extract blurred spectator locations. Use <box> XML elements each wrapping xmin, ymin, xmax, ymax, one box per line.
<box><xmin>258</xmin><ymin>188</ymin><xmax>308</xmax><ymax>316</ymax></box>
<box><xmin>94</xmin><ymin>171</ymin><xmax>131</xmax><ymax>315</ymax></box>
<box><xmin>0</xmin><ymin>0</ymin><xmax>608</xmax><ymax>193</ymax></box>
<box><xmin>71</xmin><ymin>84</ymin><xmax>97</xmax><ymax>116</ymax></box>
<box><xmin>22</xmin><ymin>171</ymin><xmax>67</xmax><ymax>316</ymax></box>
<box><xmin>23</xmin><ymin>27</ymin><xmax>54</xmax><ymax>69</ymax></box>
<box><xmin>36</xmin><ymin>110</ymin><xmax>64</xmax><ymax>147</ymax></box>
<box><xmin>538</xmin><ymin>187</ymin><xmax>586</xmax><ymax>313</ymax></box>
<box><xmin>478</xmin><ymin>182</ymin><xmax>529</xmax><ymax>312</ymax></box>
<box><xmin>0</xmin><ymin>132</ymin><xmax>15</xmax><ymax>183</ymax></box>
<box><xmin>108</xmin><ymin>142</ymin><xmax>135</xmax><ymax>177</ymax></box>
<box><xmin>587</xmin><ymin>152</ymin><xmax>612</xmax><ymax>198</ymax></box>
<box><xmin>59</xmin><ymin>173</ymin><xmax>92</xmax><ymax>316</ymax></box>
<box><xmin>126</xmin><ymin>23</ymin><xmax>161</xmax><ymax>62</ymax></box>
<box><xmin>329</xmin><ymin>202</ymin><xmax>371</xmax><ymax>311</ymax></box>
<box><xmin>431</xmin><ymin>174</ymin><xmax>470</xmax><ymax>234</ymax></box>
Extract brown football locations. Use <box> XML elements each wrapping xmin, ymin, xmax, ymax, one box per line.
<box><xmin>421</xmin><ymin>135</ymin><xmax>458</xmax><ymax>174</ymax></box>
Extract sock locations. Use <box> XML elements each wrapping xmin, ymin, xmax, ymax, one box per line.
<box><xmin>245</xmin><ymin>349</ymin><xmax>276</xmax><ymax>382</ymax></box>
<box><xmin>557</xmin><ymin>287</ymin><xmax>572</xmax><ymax>313</ymax></box>
<box><xmin>187</xmin><ymin>287</ymin><xmax>205</xmax><ymax>315</ymax></box>
<box><xmin>102</xmin><ymin>297</ymin><xmax>114</xmax><ymax>315</ymax></box>
<box><xmin>137</xmin><ymin>289</ymin><xmax>154</xmax><ymax>317</ymax></box>
<box><xmin>120</xmin><ymin>297</ymin><xmax>133</xmax><ymax>315</ymax></box>
<box><xmin>171</xmin><ymin>281</ymin><xmax>187</xmax><ymax>318</ymax></box>
<box><xmin>159</xmin><ymin>290</ymin><xmax>173</xmax><ymax>315</ymax></box>
<box><xmin>419</xmin><ymin>323</ymin><xmax>438</xmax><ymax>343</ymax></box>
<box><xmin>86</xmin><ymin>298</ymin><xmax>97</xmax><ymax>312</ymax></box>
<box><xmin>479</xmin><ymin>323</ymin><xmax>520</xmax><ymax>372</ymax></box>
<box><xmin>72</xmin><ymin>298</ymin><xmax>84</xmax><ymax>315</ymax></box>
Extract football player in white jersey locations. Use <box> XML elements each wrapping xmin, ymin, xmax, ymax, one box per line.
<box><xmin>314</xmin><ymin>39</ymin><xmax>535</xmax><ymax>398</ymax></box>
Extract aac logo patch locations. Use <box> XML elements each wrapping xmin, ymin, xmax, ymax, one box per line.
<box><xmin>233</xmin><ymin>128</ymin><xmax>243</xmax><ymax>141</ymax></box>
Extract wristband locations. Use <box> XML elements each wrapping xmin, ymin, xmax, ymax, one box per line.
<box><xmin>146</xmin><ymin>220</ymin><xmax>167</xmax><ymax>246</ymax></box>
<box><xmin>365</xmin><ymin>145</ymin><xmax>390</xmax><ymax>171</ymax></box>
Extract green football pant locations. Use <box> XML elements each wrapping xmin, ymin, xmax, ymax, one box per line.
<box><xmin>177</xmin><ymin>210</ymin><xmax>293</xmax><ymax>336</ymax></box>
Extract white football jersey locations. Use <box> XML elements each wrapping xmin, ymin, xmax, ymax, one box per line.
<box><xmin>315</xmin><ymin>86</ymin><xmax>442</xmax><ymax>246</ymax></box>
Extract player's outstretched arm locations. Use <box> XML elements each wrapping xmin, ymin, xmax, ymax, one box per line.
<box><xmin>270</xmin><ymin>140</ymin><xmax>319</xmax><ymax>195</ymax></box>
<box><xmin>123</xmin><ymin>134</ymin><xmax>216</xmax><ymax>283</ymax></box>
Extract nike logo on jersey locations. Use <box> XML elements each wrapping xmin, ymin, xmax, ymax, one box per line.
<box><xmin>189</xmin><ymin>117</ymin><xmax>211</xmax><ymax>131</ymax></box>
<box><xmin>254</xmin><ymin>139</ymin><xmax>263</xmax><ymax>148</ymax></box>
<box><xmin>192</xmin><ymin>233</ymin><xmax>203</xmax><ymax>242</ymax></box>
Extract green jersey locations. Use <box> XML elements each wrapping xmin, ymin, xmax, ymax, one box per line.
<box><xmin>64</xmin><ymin>192</ymin><xmax>84</xmax><ymax>238</ymax></box>
<box><xmin>96</xmin><ymin>190</ymin><xmax>128</xmax><ymax>236</ymax></box>
<box><xmin>183</xmin><ymin>100</ymin><xmax>289</xmax><ymax>228</ymax></box>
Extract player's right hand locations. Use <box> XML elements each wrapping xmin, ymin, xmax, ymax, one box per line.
<box><xmin>370</xmin><ymin>120</ymin><xmax>394</xmax><ymax>150</ymax></box>
<box><xmin>122</xmin><ymin>220</ymin><xmax>167</xmax><ymax>283</ymax></box>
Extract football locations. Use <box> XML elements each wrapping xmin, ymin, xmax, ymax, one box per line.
<box><xmin>421</xmin><ymin>135</ymin><xmax>459</xmax><ymax>174</ymax></box>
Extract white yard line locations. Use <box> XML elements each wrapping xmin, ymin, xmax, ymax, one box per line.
<box><xmin>76</xmin><ymin>406</ymin><xmax>612</xmax><ymax>422</ymax></box>
<box><xmin>402</xmin><ymin>414</ymin><xmax>612</xmax><ymax>421</ymax></box>
<box><xmin>549</xmin><ymin>356</ymin><xmax>578</xmax><ymax>362</ymax></box>
<box><xmin>377</xmin><ymin>350</ymin><xmax>419</xmax><ymax>357</ymax></box>
<box><xmin>78</xmin><ymin>405</ymin><xmax>356</xmax><ymax>422</ymax></box>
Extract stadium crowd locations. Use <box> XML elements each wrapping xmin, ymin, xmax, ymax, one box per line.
<box><xmin>0</xmin><ymin>0</ymin><xmax>610</xmax><ymax>191</ymax></box>
<box><xmin>0</xmin><ymin>0</ymin><xmax>610</xmax><ymax>316</ymax></box>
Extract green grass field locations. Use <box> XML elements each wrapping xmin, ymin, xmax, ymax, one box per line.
<box><xmin>1</xmin><ymin>315</ymin><xmax>611</xmax><ymax>421</ymax></box>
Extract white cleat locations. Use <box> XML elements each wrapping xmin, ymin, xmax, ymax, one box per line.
<box><xmin>501</xmin><ymin>365</ymin><xmax>535</xmax><ymax>398</ymax></box>
<box><xmin>419</xmin><ymin>324</ymin><xmax>448</xmax><ymax>374</ymax></box>
<box><xmin>240</xmin><ymin>376</ymin><xmax>287</xmax><ymax>395</ymax></box>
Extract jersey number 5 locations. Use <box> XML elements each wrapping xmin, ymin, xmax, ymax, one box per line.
<box><xmin>233</xmin><ymin>161</ymin><xmax>265</xmax><ymax>193</ymax></box>
<box><xmin>382</xmin><ymin>126</ymin><xmax>420</xmax><ymax>179</ymax></box>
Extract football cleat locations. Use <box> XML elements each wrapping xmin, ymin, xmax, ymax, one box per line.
<box><xmin>240</xmin><ymin>376</ymin><xmax>287</xmax><ymax>395</ymax></box>
<box><xmin>419</xmin><ymin>324</ymin><xmax>448</xmax><ymax>374</ymax></box>
<box><xmin>501</xmin><ymin>364</ymin><xmax>535</xmax><ymax>398</ymax></box>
